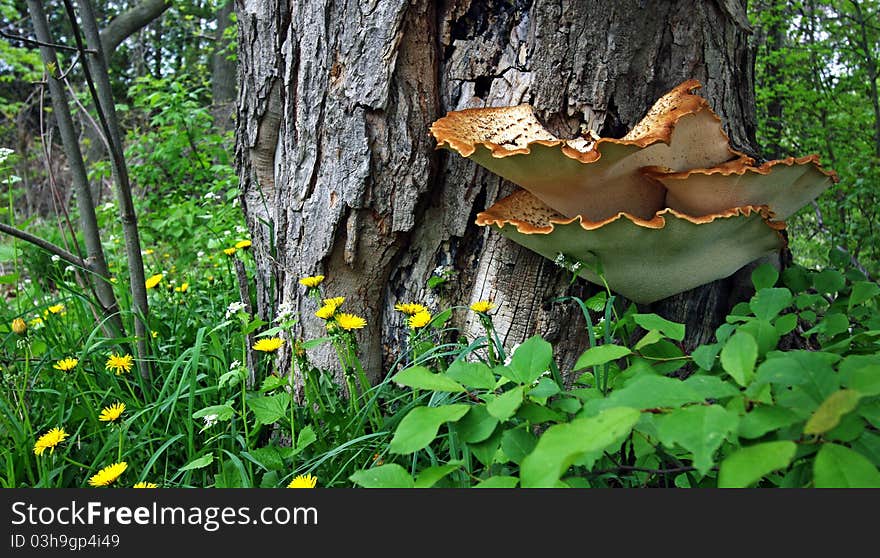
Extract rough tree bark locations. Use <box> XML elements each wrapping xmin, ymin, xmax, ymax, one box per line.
<box><xmin>235</xmin><ymin>0</ymin><xmax>769</xmax><ymax>388</ymax></box>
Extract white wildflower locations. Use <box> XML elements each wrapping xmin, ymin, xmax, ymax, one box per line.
<box><xmin>225</xmin><ymin>301</ymin><xmax>247</xmax><ymax>319</ymax></box>
<box><xmin>197</xmin><ymin>251</ymin><xmax>205</xmax><ymax>258</ymax></box>
<box><xmin>203</xmin><ymin>414</ymin><xmax>218</xmax><ymax>428</ymax></box>
<box><xmin>275</xmin><ymin>301</ymin><xmax>296</xmax><ymax>323</ymax></box>
<box><xmin>50</xmin><ymin>255</ymin><xmax>61</xmax><ymax>263</ymax></box>
<box><xmin>229</xmin><ymin>360</ymin><xmax>241</xmax><ymax>371</ymax></box>
<box><xmin>64</xmin><ymin>265</ymin><xmax>75</xmax><ymax>274</ymax></box>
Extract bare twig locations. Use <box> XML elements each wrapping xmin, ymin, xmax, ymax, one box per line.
<box><xmin>0</xmin><ymin>223</ymin><xmax>89</xmax><ymax>269</ymax></box>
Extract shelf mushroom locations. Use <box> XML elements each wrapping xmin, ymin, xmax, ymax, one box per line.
<box><xmin>429</xmin><ymin>80</ymin><xmax>837</xmax><ymax>304</ymax></box>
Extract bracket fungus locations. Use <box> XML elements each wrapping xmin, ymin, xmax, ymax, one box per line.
<box><xmin>430</xmin><ymin>80</ymin><xmax>837</xmax><ymax>304</ymax></box>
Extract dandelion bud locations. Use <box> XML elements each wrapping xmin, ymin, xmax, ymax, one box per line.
<box><xmin>11</xmin><ymin>318</ymin><xmax>26</xmax><ymax>335</ymax></box>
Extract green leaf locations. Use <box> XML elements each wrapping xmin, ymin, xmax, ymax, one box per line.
<box><xmin>349</xmin><ymin>464</ymin><xmax>415</xmax><ymax>488</ymax></box>
<box><xmin>775</xmin><ymin>313</ymin><xmax>798</xmax><ymax>336</ymax></box>
<box><xmin>718</xmin><ymin>441</ymin><xmax>797</xmax><ymax>488</ymax></box>
<box><xmin>738</xmin><ymin>318</ymin><xmax>780</xmax><ymax>356</ymax></box>
<box><xmin>528</xmin><ymin>377</ymin><xmax>561</xmax><ymax>398</ymax></box>
<box><xmin>501</xmin><ymin>428</ymin><xmax>538</xmax><ymax>464</ymax></box>
<box><xmin>633</xmin><ymin>313</ymin><xmax>685</xmax><ymax>341</ymax></box>
<box><xmin>260</xmin><ymin>375</ymin><xmax>287</xmax><ymax>393</ymax></box>
<box><xmin>754</xmin><ymin>350</ymin><xmax>839</xmax><ymax>389</ymax></box>
<box><xmin>391</xmin><ymin>365</ymin><xmax>466</xmax><ymax>393</ymax></box>
<box><xmin>456</xmin><ymin>405</ymin><xmax>499</xmax><ymax>443</ymax></box>
<box><xmin>246</xmin><ymin>446</ymin><xmax>285</xmax><ymax>471</ymax></box>
<box><xmin>389</xmin><ymin>404</ymin><xmax>470</xmax><ymax>454</ymax></box>
<box><xmin>247</xmin><ymin>393</ymin><xmax>290</xmax><ymax>426</ymax></box>
<box><xmin>473</xmin><ymin>476</ymin><xmax>519</xmax><ymax>488</ymax></box>
<box><xmin>583</xmin><ymin>375</ymin><xmax>705</xmax><ymax>413</ymax></box>
<box><xmin>634</xmin><ymin>329</ymin><xmax>665</xmax><ymax>350</ymax></box>
<box><xmin>738</xmin><ymin>406</ymin><xmax>802</xmax><ymax>439</ymax></box>
<box><xmin>505</xmin><ymin>335</ymin><xmax>553</xmax><ymax>384</ymax></box>
<box><xmin>813</xmin><ymin>443</ymin><xmax>880</xmax><ymax>488</ymax></box>
<box><xmin>296</xmin><ymin>425</ymin><xmax>317</xmax><ymax>451</ymax></box>
<box><xmin>656</xmin><ymin>405</ymin><xmax>739</xmax><ymax>475</ymax></box>
<box><xmin>841</xmin><ymin>364</ymin><xmax>880</xmax><ymax>396</ymax></box>
<box><xmin>750</xmin><ymin>288</ymin><xmax>793</xmax><ymax>321</ymax></box>
<box><xmin>849</xmin><ymin>281</ymin><xmax>880</xmax><ymax>309</ymax></box>
<box><xmin>486</xmin><ymin>386</ymin><xmax>525</xmax><ymax>420</ymax></box>
<box><xmin>681</xmin><ymin>375</ymin><xmax>740</xmax><ymax>400</ymax></box>
<box><xmin>179</xmin><ymin>454</ymin><xmax>214</xmax><ymax>472</ymax></box>
<box><xmin>192</xmin><ymin>404</ymin><xmax>235</xmax><ymax>422</ymax></box>
<box><xmin>414</xmin><ymin>462</ymin><xmax>462</xmax><ymax>488</ymax></box>
<box><xmin>520</xmin><ymin>407</ymin><xmax>640</xmax><ymax>488</ymax></box>
<box><xmin>691</xmin><ymin>343</ymin><xmax>721</xmax><ymax>371</ymax></box>
<box><xmin>574</xmin><ymin>344</ymin><xmax>631</xmax><ymax>371</ymax></box>
<box><xmin>720</xmin><ymin>331</ymin><xmax>758</xmax><ymax>387</ymax></box>
<box><xmin>445</xmin><ymin>360</ymin><xmax>496</xmax><ymax>390</ymax></box>
<box><xmin>813</xmin><ymin>269</ymin><xmax>845</xmax><ymax>294</ymax></box>
<box><xmin>751</xmin><ymin>263</ymin><xmax>779</xmax><ymax>290</ymax></box>
<box><xmin>804</xmin><ymin>389</ymin><xmax>862</xmax><ymax>435</ymax></box>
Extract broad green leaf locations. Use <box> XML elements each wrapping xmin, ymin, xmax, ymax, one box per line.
<box><xmin>813</xmin><ymin>269</ymin><xmax>845</xmax><ymax>294</ymax></box>
<box><xmin>656</xmin><ymin>405</ymin><xmax>739</xmax><ymax>475</ymax></box>
<box><xmin>505</xmin><ymin>335</ymin><xmax>553</xmax><ymax>384</ymax></box>
<box><xmin>456</xmin><ymin>404</ymin><xmax>499</xmax><ymax>443</ymax></box>
<box><xmin>813</xmin><ymin>443</ymin><xmax>880</xmax><ymax>488</ymax></box>
<box><xmin>583</xmin><ymin>375</ymin><xmax>704</xmax><ymax>414</ymax></box>
<box><xmin>192</xmin><ymin>404</ymin><xmax>235</xmax><ymax>422</ymax></box>
<box><xmin>720</xmin><ymin>331</ymin><xmax>758</xmax><ymax>387</ymax></box>
<box><xmin>414</xmin><ymin>462</ymin><xmax>462</xmax><ymax>488</ymax></box>
<box><xmin>520</xmin><ymin>407</ymin><xmax>640</xmax><ymax>488</ymax></box>
<box><xmin>775</xmin><ymin>313</ymin><xmax>798</xmax><ymax>336</ymax></box>
<box><xmin>782</xmin><ymin>265</ymin><xmax>810</xmax><ymax>293</ymax></box>
<box><xmin>528</xmin><ymin>377</ymin><xmax>560</xmax><ymax>398</ymax></box>
<box><xmin>751</xmin><ymin>263</ymin><xmax>779</xmax><ymax>290</ymax></box>
<box><xmin>389</xmin><ymin>404</ymin><xmax>469</xmax><ymax>454</ymax></box>
<box><xmin>245</xmin><ymin>446</ymin><xmax>285</xmax><ymax>471</ymax></box>
<box><xmin>574</xmin><ymin>344</ymin><xmax>631</xmax><ymax>371</ymax></box>
<box><xmin>349</xmin><ymin>464</ymin><xmax>414</xmax><ymax>488</ymax></box>
<box><xmin>754</xmin><ymin>350</ymin><xmax>839</xmax><ymax>391</ymax></box>
<box><xmin>749</xmin><ymin>288</ymin><xmax>793</xmax><ymax>321</ymax></box>
<box><xmin>738</xmin><ymin>406</ymin><xmax>802</xmax><ymax>439</ymax></box>
<box><xmin>682</xmin><ymin>375</ymin><xmax>740</xmax><ymax>400</ymax></box>
<box><xmin>634</xmin><ymin>329</ymin><xmax>665</xmax><ymax>350</ymax></box>
<box><xmin>296</xmin><ymin>425</ymin><xmax>317</xmax><ymax>451</ymax></box>
<box><xmin>260</xmin><ymin>374</ymin><xmax>287</xmax><ymax>393</ymax></box>
<box><xmin>849</xmin><ymin>281</ymin><xmax>880</xmax><ymax>309</ymax></box>
<box><xmin>840</xmin><ymin>362</ymin><xmax>880</xmax><ymax>397</ymax></box>
<box><xmin>179</xmin><ymin>454</ymin><xmax>214</xmax><ymax>472</ymax></box>
<box><xmin>391</xmin><ymin>365</ymin><xmax>466</xmax><ymax>393</ymax></box>
<box><xmin>445</xmin><ymin>360</ymin><xmax>496</xmax><ymax>390</ymax></box>
<box><xmin>501</xmin><ymin>428</ymin><xmax>538</xmax><ymax>465</ymax></box>
<box><xmin>247</xmin><ymin>394</ymin><xmax>290</xmax><ymax>426</ymax></box>
<box><xmin>718</xmin><ymin>441</ymin><xmax>797</xmax><ymax>488</ymax></box>
<box><xmin>473</xmin><ymin>476</ymin><xmax>519</xmax><ymax>488</ymax></box>
<box><xmin>738</xmin><ymin>318</ymin><xmax>780</xmax><ymax>356</ymax></box>
<box><xmin>486</xmin><ymin>386</ymin><xmax>525</xmax><ymax>420</ymax></box>
<box><xmin>804</xmin><ymin>389</ymin><xmax>862</xmax><ymax>435</ymax></box>
<box><xmin>633</xmin><ymin>313</ymin><xmax>685</xmax><ymax>341</ymax></box>
<box><xmin>691</xmin><ymin>343</ymin><xmax>721</xmax><ymax>371</ymax></box>
<box><xmin>851</xmin><ymin>431</ymin><xmax>880</xmax><ymax>467</ymax></box>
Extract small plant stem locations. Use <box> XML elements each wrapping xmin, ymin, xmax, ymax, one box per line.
<box><xmin>117</xmin><ymin>426</ymin><xmax>124</xmax><ymax>462</ymax></box>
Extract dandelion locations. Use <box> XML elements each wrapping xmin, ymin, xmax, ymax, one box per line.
<box><xmin>47</xmin><ymin>303</ymin><xmax>65</xmax><ymax>314</ymax></box>
<box><xmin>235</xmin><ymin>240</ymin><xmax>252</xmax><ymax>249</ymax></box>
<box><xmin>29</xmin><ymin>316</ymin><xmax>44</xmax><ymax>329</ymax></box>
<box><xmin>105</xmin><ymin>353</ymin><xmax>134</xmax><ymax>375</ymax></box>
<box><xmin>143</xmin><ymin>249</ymin><xmax>155</xmax><ymax>256</ymax></box>
<box><xmin>323</xmin><ymin>296</ymin><xmax>345</xmax><ymax>308</ymax></box>
<box><xmin>253</xmin><ymin>337</ymin><xmax>284</xmax><ymax>352</ymax></box>
<box><xmin>408</xmin><ymin>310</ymin><xmax>432</xmax><ymax>329</ymax></box>
<box><xmin>53</xmin><ymin>357</ymin><xmax>78</xmax><ymax>372</ymax></box>
<box><xmin>287</xmin><ymin>474</ymin><xmax>318</xmax><ymax>488</ymax></box>
<box><xmin>88</xmin><ymin>462</ymin><xmax>127</xmax><ymax>487</ymax></box>
<box><xmin>315</xmin><ymin>304</ymin><xmax>337</xmax><ymax>320</ymax></box>
<box><xmin>133</xmin><ymin>482</ymin><xmax>158</xmax><ymax>488</ymax></box>
<box><xmin>33</xmin><ymin>427</ymin><xmax>68</xmax><ymax>456</ymax></box>
<box><xmin>470</xmin><ymin>300</ymin><xmax>496</xmax><ymax>314</ymax></box>
<box><xmin>151</xmin><ymin>330</ymin><xmax>159</xmax><ymax>338</ymax></box>
<box><xmin>394</xmin><ymin>302</ymin><xmax>428</xmax><ymax>316</ymax></box>
<box><xmin>174</xmin><ymin>282</ymin><xmax>189</xmax><ymax>293</ymax></box>
<box><xmin>223</xmin><ymin>247</ymin><xmax>237</xmax><ymax>256</ymax></box>
<box><xmin>11</xmin><ymin>318</ymin><xmax>27</xmax><ymax>335</ymax></box>
<box><xmin>299</xmin><ymin>275</ymin><xmax>325</xmax><ymax>288</ymax></box>
<box><xmin>335</xmin><ymin>313</ymin><xmax>366</xmax><ymax>331</ymax></box>
<box><xmin>144</xmin><ymin>274</ymin><xmax>164</xmax><ymax>289</ymax></box>
<box><xmin>98</xmin><ymin>402</ymin><xmax>126</xmax><ymax>423</ymax></box>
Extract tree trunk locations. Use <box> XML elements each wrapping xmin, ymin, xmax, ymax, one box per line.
<box><xmin>211</xmin><ymin>0</ymin><xmax>237</xmax><ymax>132</ymax></box>
<box><xmin>236</xmin><ymin>0</ymin><xmax>765</xmax><ymax>388</ymax></box>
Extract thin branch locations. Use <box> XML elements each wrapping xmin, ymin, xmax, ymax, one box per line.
<box><xmin>0</xmin><ymin>28</ymin><xmax>95</xmax><ymax>53</ymax></box>
<box><xmin>0</xmin><ymin>222</ymin><xmax>89</xmax><ymax>269</ymax></box>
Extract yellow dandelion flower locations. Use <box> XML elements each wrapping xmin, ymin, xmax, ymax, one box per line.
<box><xmin>105</xmin><ymin>353</ymin><xmax>134</xmax><ymax>375</ymax></box>
<box><xmin>88</xmin><ymin>462</ymin><xmax>127</xmax><ymax>487</ymax></box>
<box><xmin>394</xmin><ymin>302</ymin><xmax>428</xmax><ymax>315</ymax></box>
<box><xmin>299</xmin><ymin>275</ymin><xmax>325</xmax><ymax>288</ymax></box>
<box><xmin>133</xmin><ymin>481</ymin><xmax>158</xmax><ymax>488</ymax></box>
<box><xmin>151</xmin><ymin>330</ymin><xmax>159</xmax><ymax>338</ymax></box>
<box><xmin>98</xmin><ymin>402</ymin><xmax>126</xmax><ymax>423</ymax></box>
<box><xmin>174</xmin><ymin>282</ymin><xmax>189</xmax><ymax>293</ymax></box>
<box><xmin>323</xmin><ymin>296</ymin><xmax>345</xmax><ymax>308</ymax></box>
<box><xmin>33</xmin><ymin>427</ymin><xmax>68</xmax><ymax>456</ymax></box>
<box><xmin>11</xmin><ymin>317</ymin><xmax>27</xmax><ymax>335</ymax></box>
<box><xmin>408</xmin><ymin>310</ymin><xmax>432</xmax><ymax>329</ymax></box>
<box><xmin>48</xmin><ymin>303</ymin><xmax>65</xmax><ymax>314</ymax></box>
<box><xmin>287</xmin><ymin>474</ymin><xmax>318</xmax><ymax>488</ymax></box>
<box><xmin>29</xmin><ymin>316</ymin><xmax>43</xmax><ymax>327</ymax></box>
<box><xmin>144</xmin><ymin>274</ymin><xmax>164</xmax><ymax>289</ymax></box>
<box><xmin>470</xmin><ymin>300</ymin><xmax>496</xmax><ymax>314</ymax></box>
<box><xmin>335</xmin><ymin>313</ymin><xmax>366</xmax><ymax>331</ymax></box>
<box><xmin>53</xmin><ymin>357</ymin><xmax>79</xmax><ymax>372</ymax></box>
<box><xmin>235</xmin><ymin>240</ymin><xmax>252</xmax><ymax>249</ymax></box>
<box><xmin>315</xmin><ymin>304</ymin><xmax>337</xmax><ymax>320</ymax></box>
<box><xmin>223</xmin><ymin>247</ymin><xmax>237</xmax><ymax>256</ymax></box>
<box><xmin>253</xmin><ymin>337</ymin><xmax>284</xmax><ymax>352</ymax></box>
